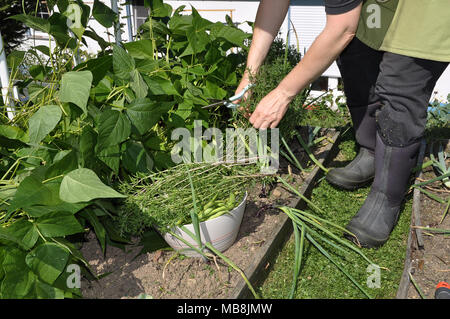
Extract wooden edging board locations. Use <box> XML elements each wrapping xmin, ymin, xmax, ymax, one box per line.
<box><xmin>395</xmin><ymin>140</ymin><xmax>427</xmax><ymax>299</ymax></box>
<box><xmin>231</xmin><ymin>129</ymin><xmax>342</xmax><ymax>299</ymax></box>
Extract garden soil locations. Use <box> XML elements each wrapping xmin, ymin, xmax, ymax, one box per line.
<box><xmin>407</xmin><ymin>142</ymin><xmax>450</xmax><ymax>299</ymax></box>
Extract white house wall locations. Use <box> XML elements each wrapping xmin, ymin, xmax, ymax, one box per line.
<box><xmin>165</xmin><ymin>1</ymin><xmax>288</xmax><ymax>37</ymax></box>
<box><xmin>433</xmin><ymin>65</ymin><xmax>450</xmax><ymax>103</ymax></box>
<box><xmin>289</xmin><ymin>0</ymin><xmax>341</xmax><ymax>78</ymax></box>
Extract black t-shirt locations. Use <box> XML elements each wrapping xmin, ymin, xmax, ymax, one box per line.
<box><xmin>324</xmin><ymin>0</ymin><xmax>363</xmax><ymax>15</ymax></box>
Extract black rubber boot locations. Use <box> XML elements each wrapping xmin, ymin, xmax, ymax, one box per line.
<box><xmin>344</xmin><ymin>133</ymin><xmax>421</xmax><ymax>248</ymax></box>
<box><xmin>326</xmin><ymin>103</ymin><xmax>379</xmax><ymax>190</ymax></box>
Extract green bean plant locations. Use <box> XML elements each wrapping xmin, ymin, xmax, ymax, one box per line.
<box><xmin>0</xmin><ymin>0</ymin><xmax>251</xmax><ymax>298</ymax></box>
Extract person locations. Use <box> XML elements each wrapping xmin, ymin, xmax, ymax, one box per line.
<box><xmin>236</xmin><ymin>0</ymin><xmax>450</xmax><ymax>248</ymax></box>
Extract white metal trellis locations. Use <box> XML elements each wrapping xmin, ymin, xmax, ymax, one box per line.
<box><xmin>111</xmin><ymin>0</ymin><xmax>122</xmax><ymax>45</ymax></box>
<box><xmin>0</xmin><ymin>31</ymin><xmax>18</xmax><ymax>121</ymax></box>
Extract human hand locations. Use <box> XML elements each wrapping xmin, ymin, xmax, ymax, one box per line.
<box><xmin>249</xmin><ymin>87</ymin><xmax>293</xmax><ymax>129</ymax></box>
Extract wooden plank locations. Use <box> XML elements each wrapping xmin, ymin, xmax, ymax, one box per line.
<box><xmin>396</xmin><ymin>139</ymin><xmax>427</xmax><ymax>299</ymax></box>
<box><xmin>230</xmin><ymin>129</ymin><xmax>341</xmax><ymax>299</ymax></box>
<box><xmin>413</xmin><ymin>140</ymin><xmax>427</xmax><ymax>250</ymax></box>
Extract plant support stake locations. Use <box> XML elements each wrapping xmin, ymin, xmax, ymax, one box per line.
<box><xmin>0</xmin><ymin>31</ymin><xmax>18</xmax><ymax>121</ymax></box>
<box><xmin>111</xmin><ymin>0</ymin><xmax>122</xmax><ymax>45</ymax></box>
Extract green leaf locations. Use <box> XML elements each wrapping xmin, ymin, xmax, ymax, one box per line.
<box><xmin>74</xmin><ymin>55</ymin><xmax>112</xmax><ymax>86</ymax></box>
<box><xmin>59</xmin><ymin>71</ymin><xmax>93</xmax><ymax>113</ymax></box>
<box><xmin>83</xmin><ymin>29</ymin><xmax>111</xmax><ymax>51</ymax></box>
<box><xmin>59</xmin><ymin>168</ymin><xmax>126</xmax><ymax>203</ymax></box>
<box><xmin>122</xmin><ymin>141</ymin><xmax>153</xmax><ymax>174</ymax></box>
<box><xmin>175</xmin><ymin>100</ymin><xmax>193</xmax><ymax>120</ymax></box>
<box><xmin>169</xmin><ymin>14</ymin><xmax>193</xmax><ymax>35</ymax></box>
<box><xmin>26</xmin><ymin>202</ymin><xmax>89</xmax><ymax>218</ymax></box>
<box><xmin>204</xmin><ymin>80</ymin><xmax>227</xmax><ymax>100</ymax></box>
<box><xmin>79</xmin><ymin>210</ymin><xmax>107</xmax><ymax>254</ymax></box>
<box><xmin>1</xmin><ymin>248</ymin><xmax>34</xmax><ymax>298</ymax></box>
<box><xmin>34</xmin><ymin>45</ymin><xmax>51</xmax><ymax>56</ymax></box>
<box><xmin>28</xmin><ymin>105</ymin><xmax>62</xmax><ymax>145</ymax></box>
<box><xmin>45</xmin><ymin>150</ymin><xmax>78</xmax><ymax>179</ymax></box>
<box><xmin>93</xmin><ymin>0</ymin><xmax>117</xmax><ymax>28</ymax></box>
<box><xmin>96</xmin><ymin>144</ymin><xmax>120</xmax><ymax>173</ymax></box>
<box><xmin>136</xmin><ymin>59</ymin><xmax>159</xmax><ymax>73</ymax></box>
<box><xmin>144</xmin><ymin>76</ymin><xmax>179</xmax><ymax>96</ymax></box>
<box><xmin>145</xmin><ymin>0</ymin><xmax>172</xmax><ymax>17</ymax></box>
<box><xmin>35</xmin><ymin>211</ymin><xmax>84</xmax><ymax>237</ymax></box>
<box><xmin>6</xmin><ymin>50</ymin><xmax>26</xmax><ymax>71</ymax></box>
<box><xmin>79</xmin><ymin>126</ymin><xmax>97</xmax><ymax>167</ymax></box>
<box><xmin>48</xmin><ymin>12</ymin><xmax>77</xmax><ymax>49</ymax></box>
<box><xmin>3</xmin><ymin>220</ymin><xmax>39</xmax><ymax>250</ymax></box>
<box><xmin>32</xmin><ymin>278</ymin><xmax>65</xmax><ymax>299</ymax></box>
<box><xmin>8</xmin><ymin>14</ymin><xmax>50</xmax><ymax>33</ymax></box>
<box><xmin>123</xmin><ymin>39</ymin><xmax>154</xmax><ymax>59</ymax></box>
<box><xmin>0</xmin><ymin>247</ymin><xmax>63</xmax><ymax>298</ymax></box>
<box><xmin>91</xmin><ymin>77</ymin><xmax>113</xmax><ymax>102</ymax></box>
<box><xmin>210</xmin><ymin>22</ymin><xmax>249</xmax><ymax>47</ymax></box>
<box><xmin>134</xmin><ymin>230</ymin><xmax>168</xmax><ymax>260</ymax></box>
<box><xmin>97</xmin><ymin>109</ymin><xmax>131</xmax><ymax>151</ymax></box>
<box><xmin>29</xmin><ymin>65</ymin><xmax>50</xmax><ymax>81</ymax></box>
<box><xmin>7</xmin><ymin>174</ymin><xmax>60</xmax><ymax>214</ymax></box>
<box><xmin>130</xmin><ymin>69</ymin><xmax>148</xmax><ymax>99</ymax></box>
<box><xmin>113</xmin><ymin>44</ymin><xmax>135</xmax><ymax>80</ymax></box>
<box><xmin>25</xmin><ymin>243</ymin><xmax>70</xmax><ymax>285</ymax></box>
<box><xmin>126</xmin><ymin>98</ymin><xmax>174</xmax><ymax>135</ymax></box>
<box><xmin>63</xmin><ymin>3</ymin><xmax>88</xmax><ymax>38</ymax></box>
<box><xmin>0</xmin><ymin>125</ymin><xmax>28</xmax><ymax>143</ymax></box>
<box><xmin>179</xmin><ymin>7</ymin><xmax>213</xmax><ymax>57</ymax></box>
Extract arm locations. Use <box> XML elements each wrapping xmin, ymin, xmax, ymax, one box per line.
<box><xmin>249</xmin><ymin>3</ymin><xmax>362</xmax><ymax>129</ymax></box>
<box><xmin>234</xmin><ymin>0</ymin><xmax>290</xmax><ymax>99</ymax></box>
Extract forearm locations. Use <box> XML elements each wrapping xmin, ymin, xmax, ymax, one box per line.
<box><xmin>278</xmin><ymin>28</ymin><xmax>354</xmax><ymax>98</ymax></box>
<box><xmin>277</xmin><ymin>7</ymin><xmax>362</xmax><ymax>98</ymax></box>
<box><xmin>244</xmin><ymin>0</ymin><xmax>290</xmax><ymax>79</ymax></box>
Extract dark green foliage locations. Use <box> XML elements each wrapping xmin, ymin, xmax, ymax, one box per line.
<box><xmin>0</xmin><ymin>1</ymin><xmax>252</xmax><ymax>299</ymax></box>
<box><xmin>264</xmin><ymin>37</ymin><xmax>302</xmax><ymax>68</ymax></box>
<box><xmin>235</xmin><ymin>38</ymin><xmax>307</xmax><ymax>139</ymax></box>
<box><xmin>426</xmin><ymin>96</ymin><xmax>450</xmax><ymax>141</ymax></box>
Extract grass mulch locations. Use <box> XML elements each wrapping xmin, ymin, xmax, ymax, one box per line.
<box><xmin>258</xmin><ymin>129</ymin><xmax>413</xmax><ymax>299</ymax></box>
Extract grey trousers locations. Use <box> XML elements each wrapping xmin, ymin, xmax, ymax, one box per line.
<box><xmin>337</xmin><ymin>38</ymin><xmax>449</xmax><ymax>147</ymax></box>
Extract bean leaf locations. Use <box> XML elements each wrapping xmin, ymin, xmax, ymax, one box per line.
<box><xmin>59</xmin><ymin>71</ymin><xmax>93</xmax><ymax>113</ymax></box>
<box><xmin>113</xmin><ymin>44</ymin><xmax>135</xmax><ymax>80</ymax></box>
<box><xmin>35</xmin><ymin>211</ymin><xmax>84</xmax><ymax>237</ymax></box>
<box><xmin>28</xmin><ymin>105</ymin><xmax>62</xmax><ymax>144</ymax></box>
<box><xmin>59</xmin><ymin>168</ymin><xmax>126</xmax><ymax>203</ymax></box>
<box><xmin>25</xmin><ymin>243</ymin><xmax>70</xmax><ymax>285</ymax></box>
<box><xmin>126</xmin><ymin>98</ymin><xmax>174</xmax><ymax>135</ymax></box>
<box><xmin>97</xmin><ymin>109</ymin><xmax>131</xmax><ymax>151</ymax></box>
<box><xmin>92</xmin><ymin>0</ymin><xmax>117</xmax><ymax>28</ymax></box>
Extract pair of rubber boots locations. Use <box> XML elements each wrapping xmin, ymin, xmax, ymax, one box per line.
<box><xmin>326</xmin><ymin>103</ymin><xmax>421</xmax><ymax>248</ymax></box>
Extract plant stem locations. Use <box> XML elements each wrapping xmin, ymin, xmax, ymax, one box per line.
<box><xmin>295</xmin><ymin>132</ymin><xmax>329</xmax><ymax>174</ymax></box>
<box><xmin>409</xmin><ymin>272</ymin><xmax>427</xmax><ymax>299</ymax></box>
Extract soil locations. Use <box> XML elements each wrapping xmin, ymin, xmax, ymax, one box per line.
<box><xmin>79</xmin><ymin>128</ymin><xmax>335</xmax><ymax>299</ymax></box>
<box><xmin>407</xmin><ymin>140</ymin><xmax>450</xmax><ymax>299</ymax></box>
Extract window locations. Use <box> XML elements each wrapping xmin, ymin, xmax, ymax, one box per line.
<box><xmin>36</xmin><ymin>1</ymin><xmax>50</xmax><ymax>20</ymax></box>
<box><xmin>131</xmin><ymin>0</ymin><xmax>150</xmax><ymax>31</ymax></box>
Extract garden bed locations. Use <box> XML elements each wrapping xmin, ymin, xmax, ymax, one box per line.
<box><xmin>405</xmin><ymin>140</ymin><xmax>450</xmax><ymax>299</ymax></box>
<box><xmin>79</xmin><ymin>128</ymin><xmax>340</xmax><ymax>299</ymax></box>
